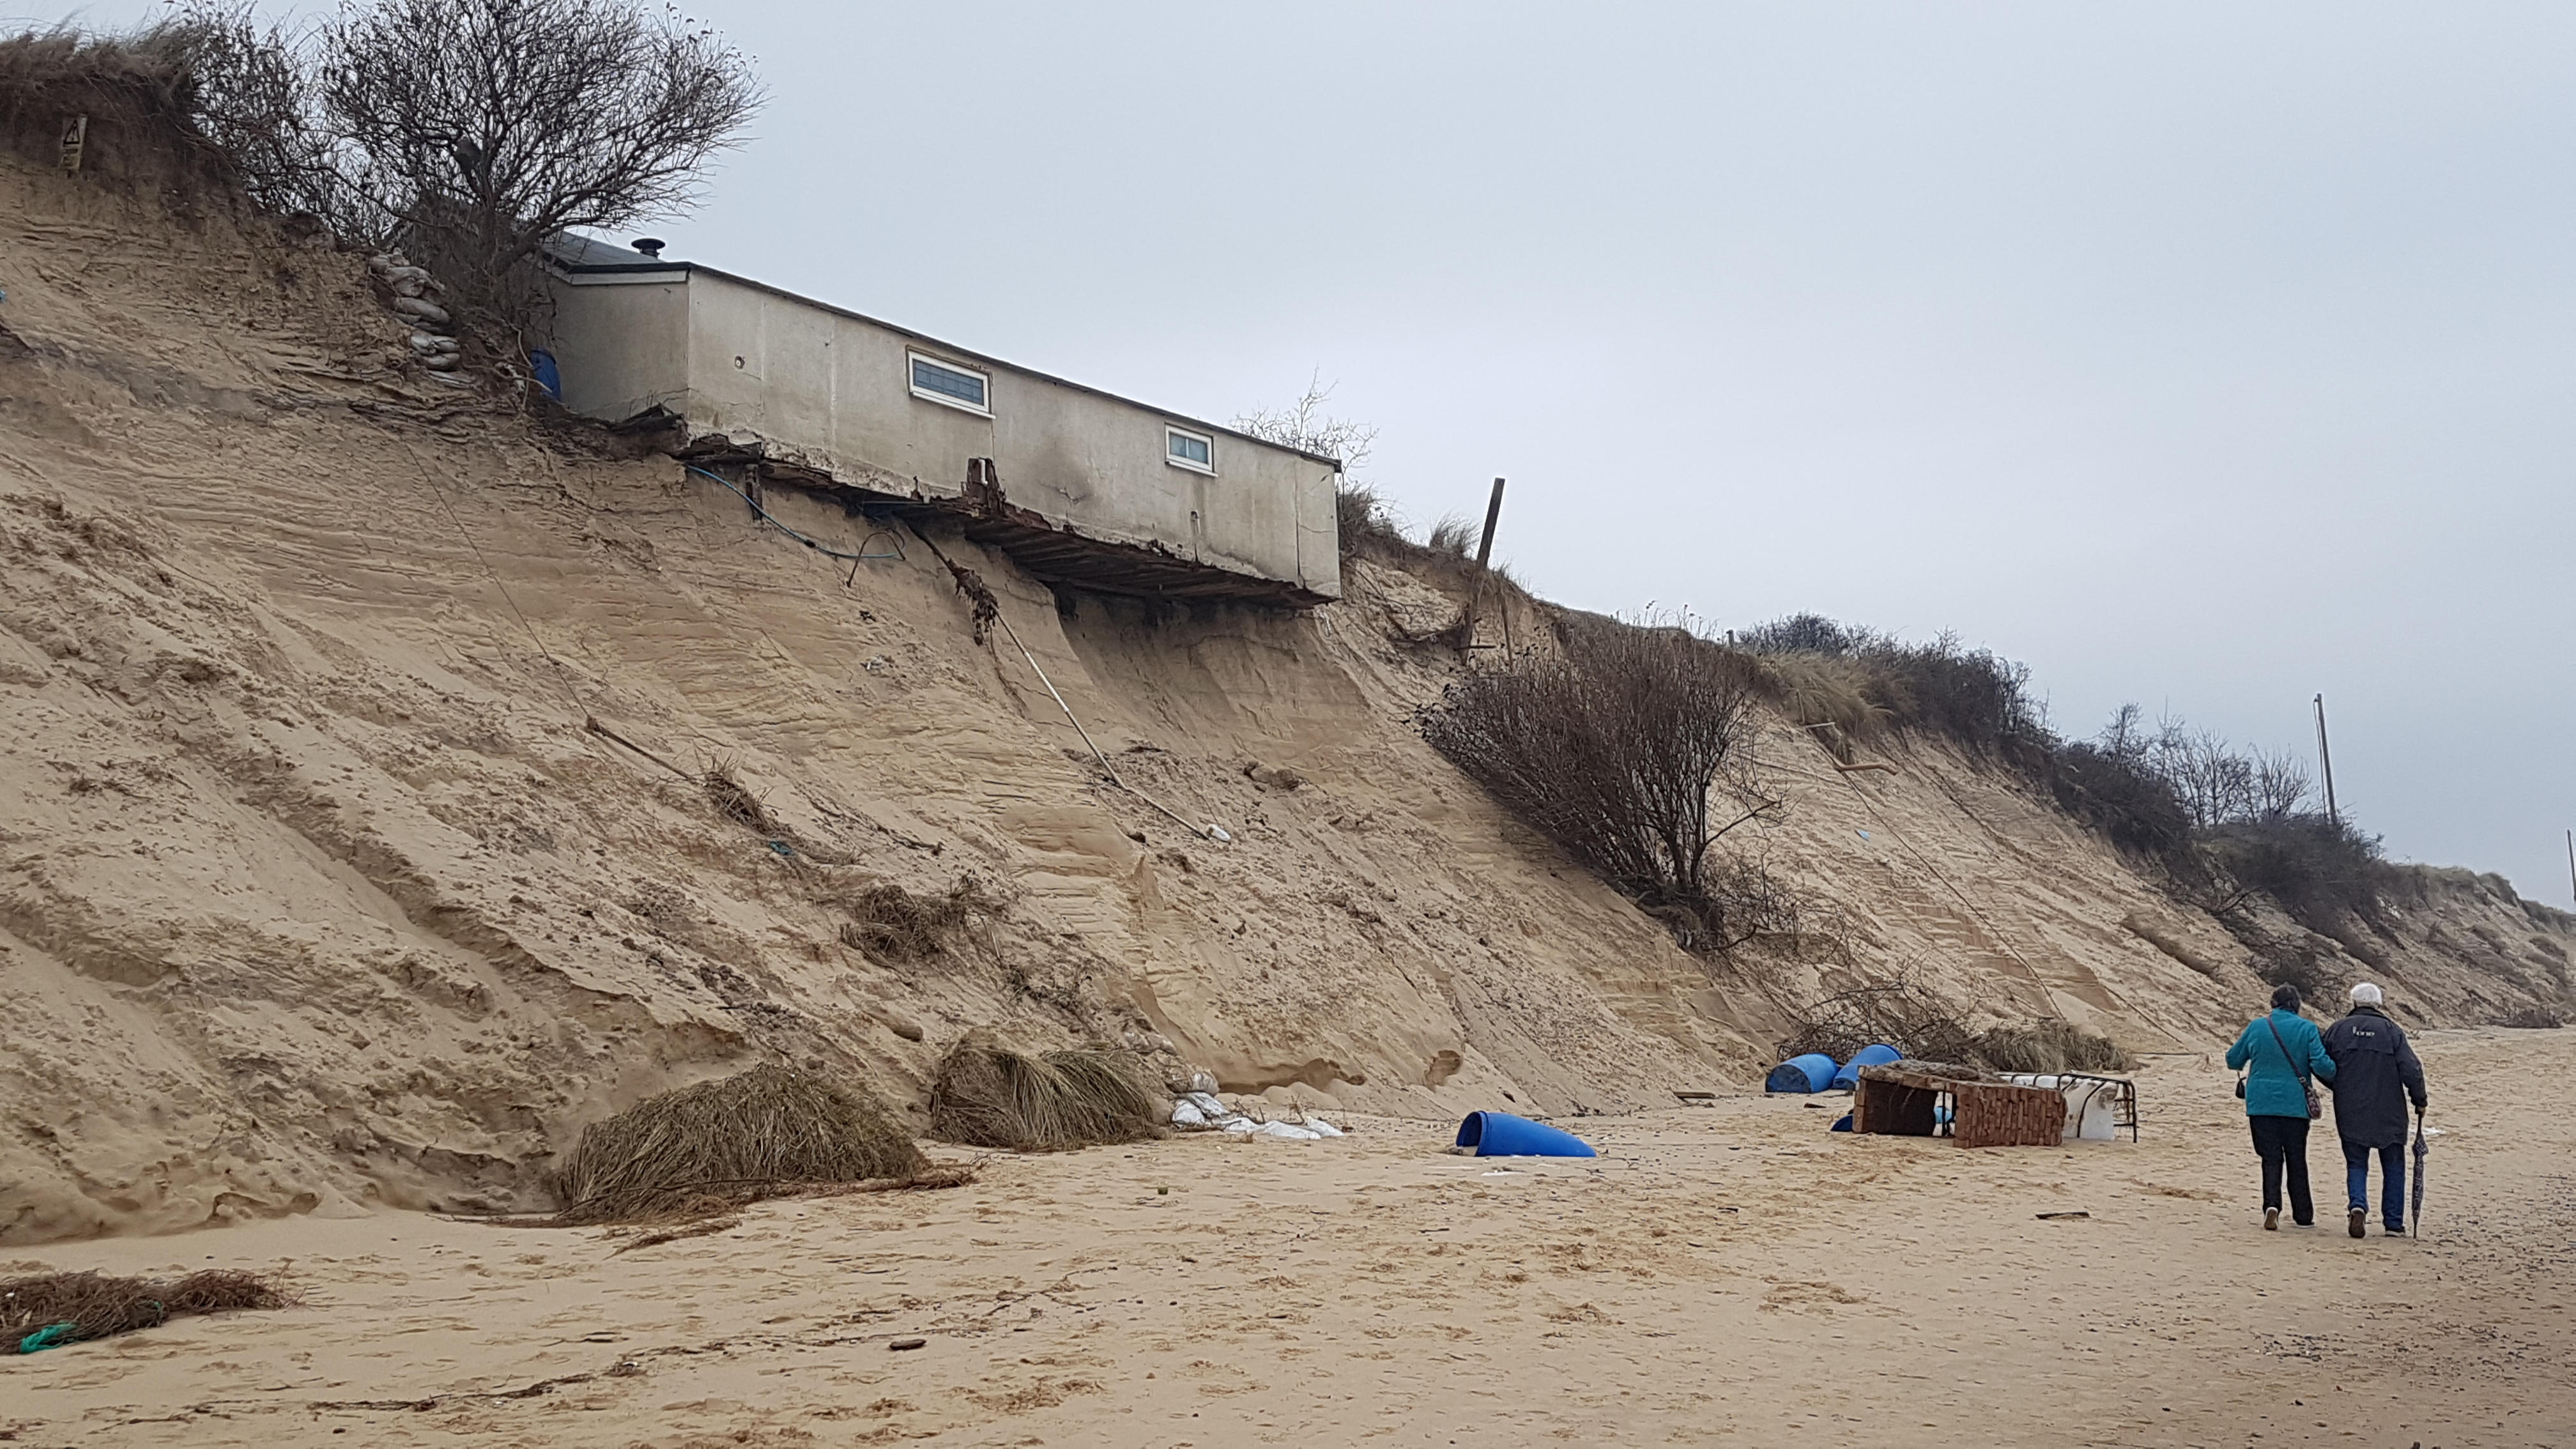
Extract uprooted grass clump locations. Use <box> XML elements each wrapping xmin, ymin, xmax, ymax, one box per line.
<box><xmin>547</xmin><ymin>1064</ymin><xmax>949</xmax><ymax>1225</ymax></box>
<box><xmin>2</xmin><ymin>1269</ymin><xmax>289</xmax><ymax>1352</ymax></box>
<box><xmin>929</xmin><ymin>1038</ymin><xmax>1163</xmax><ymax>1153</ymax></box>
<box><xmin>1974</xmin><ymin>1018</ymin><xmax>2136</xmax><ymax>1073</ymax></box>
<box><xmin>702</xmin><ymin>760</ymin><xmax>782</xmax><ymax>836</ymax></box>
<box><xmin>834</xmin><ymin>877</ymin><xmax>1002</xmax><ymax>963</ymax></box>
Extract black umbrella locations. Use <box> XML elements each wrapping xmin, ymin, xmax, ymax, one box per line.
<box><xmin>2411</xmin><ymin>1107</ymin><xmax>2428</xmax><ymax>1235</ymax></box>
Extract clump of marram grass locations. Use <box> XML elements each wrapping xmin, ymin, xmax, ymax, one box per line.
<box><xmin>1975</xmin><ymin>1018</ymin><xmax>2136</xmax><ymax>1074</ymax></box>
<box><xmin>929</xmin><ymin>1036</ymin><xmax>1163</xmax><ymax>1153</ymax></box>
<box><xmin>547</xmin><ymin>1064</ymin><xmax>942</xmax><ymax>1225</ymax></box>
<box><xmin>2</xmin><ymin>1269</ymin><xmax>290</xmax><ymax>1350</ymax></box>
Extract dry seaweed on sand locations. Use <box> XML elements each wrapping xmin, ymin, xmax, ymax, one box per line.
<box><xmin>545</xmin><ymin>1064</ymin><xmax>946</xmax><ymax>1225</ymax></box>
<box><xmin>2</xmin><ymin>1269</ymin><xmax>289</xmax><ymax>1350</ymax></box>
<box><xmin>929</xmin><ymin>1036</ymin><xmax>1163</xmax><ymax>1152</ymax></box>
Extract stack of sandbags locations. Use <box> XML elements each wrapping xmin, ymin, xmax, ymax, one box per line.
<box><xmin>367</xmin><ymin>252</ymin><xmax>460</xmax><ymax>372</ymax></box>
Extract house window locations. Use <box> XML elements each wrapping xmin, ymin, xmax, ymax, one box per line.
<box><xmin>1165</xmin><ymin>425</ymin><xmax>1215</xmax><ymax>475</ymax></box>
<box><xmin>909</xmin><ymin>352</ymin><xmax>991</xmax><ymax>415</ymax></box>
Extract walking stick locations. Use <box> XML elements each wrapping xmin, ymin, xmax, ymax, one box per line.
<box><xmin>2409</xmin><ymin>1107</ymin><xmax>2427</xmax><ymax>1236</ymax></box>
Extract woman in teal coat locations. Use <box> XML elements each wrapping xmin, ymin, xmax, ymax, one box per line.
<box><xmin>2225</xmin><ymin>984</ymin><xmax>2338</xmax><ymax>1230</ymax></box>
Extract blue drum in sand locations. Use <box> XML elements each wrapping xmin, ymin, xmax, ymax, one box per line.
<box><xmin>1765</xmin><ymin>1053</ymin><xmax>1839</xmax><ymax>1094</ymax></box>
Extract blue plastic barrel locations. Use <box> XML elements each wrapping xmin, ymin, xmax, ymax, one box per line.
<box><xmin>1455</xmin><ymin>1110</ymin><xmax>1597</xmax><ymax>1158</ymax></box>
<box><xmin>1830</xmin><ymin>1044</ymin><xmax>1902</xmax><ymax>1089</ymax></box>
<box><xmin>1765</xmin><ymin>1053</ymin><xmax>1839</xmax><ymax>1094</ymax></box>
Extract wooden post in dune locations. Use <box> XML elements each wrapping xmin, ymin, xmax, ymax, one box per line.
<box><xmin>2313</xmin><ymin>694</ymin><xmax>2340</xmax><ymax>825</ymax></box>
<box><xmin>1462</xmin><ymin>477</ymin><xmax>1506</xmax><ymax>653</ymax></box>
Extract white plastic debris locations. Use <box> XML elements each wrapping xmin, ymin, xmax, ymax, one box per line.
<box><xmin>1172</xmin><ymin>1084</ymin><xmax>1340</xmax><ymax>1141</ymax></box>
<box><xmin>1205</xmin><ymin>825</ymin><xmax>1232</xmax><ymax>843</ymax></box>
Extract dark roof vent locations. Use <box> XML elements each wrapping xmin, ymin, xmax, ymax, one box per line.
<box><xmin>630</xmin><ymin>237</ymin><xmax>666</xmax><ymax>259</ymax></box>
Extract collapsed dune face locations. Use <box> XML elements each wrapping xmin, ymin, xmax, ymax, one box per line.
<box><xmin>3</xmin><ymin>151</ymin><xmax>2567</xmax><ymax>1245</ymax></box>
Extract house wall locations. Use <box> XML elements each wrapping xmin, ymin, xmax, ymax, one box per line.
<box><xmin>547</xmin><ymin>268</ymin><xmax>1338</xmax><ymax>599</ymax></box>
<box><xmin>548</xmin><ymin>272</ymin><xmax>691</xmax><ymax>422</ymax></box>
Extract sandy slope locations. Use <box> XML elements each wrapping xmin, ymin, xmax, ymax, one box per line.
<box><xmin>5</xmin><ymin>1027</ymin><xmax>2569</xmax><ymax>1447</ymax></box>
<box><xmin>3</xmin><ymin>142</ymin><xmax>2570</xmax><ymax>1245</ymax></box>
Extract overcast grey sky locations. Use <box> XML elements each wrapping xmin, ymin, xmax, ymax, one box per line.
<box><xmin>47</xmin><ymin>2</ymin><xmax>2576</xmax><ymax>902</ymax></box>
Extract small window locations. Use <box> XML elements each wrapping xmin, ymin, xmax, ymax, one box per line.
<box><xmin>909</xmin><ymin>352</ymin><xmax>991</xmax><ymax>415</ymax></box>
<box><xmin>1165</xmin><ymin>425</ymin><xmax>1215</xmax><ymax>475</ymax></box>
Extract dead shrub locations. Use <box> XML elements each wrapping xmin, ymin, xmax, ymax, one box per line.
<box><xmin>1</xmin><ymin>1269</ymin><xmax>289</xmax><ymax>1350</ymax></box>
<box><xmin>1775</xmin><ymin>977</ymin><xmax>1981</xmax><ymax>1066</ymax></box>
<box><xmin>548</xmin><ymin>1064</ymin><xmax>933</xmax><ymax>1225</ymax></box>
<box><xmin>1418</xmin><ymin>618</ymin><xmax>1782</xmax><ymax>947</ymax></box>
<box><xmin>834</xmin><ymin>876</ymin><xmax>1002</xmax><ymax>963</ymax></box>
<box><xmin>928</xmin><ymin>1037</ymin><xmax>1162</xmax><ymax>1152</ymax></box>
<box><xmin>1975</xmin><ymin>1018</ymin><xmax>2135</xmax><ymax>1073</ymax></box>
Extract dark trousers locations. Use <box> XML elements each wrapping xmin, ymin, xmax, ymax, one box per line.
<box><xmin>2342</xmin><ymin>1138</ymin><xmax>2407</xmax><ymax>1231</ymax></box>
<box><xmin>2250</xmin><ymin>1114</ymin><xmax>2313</xmax><ymax>1225</ymax></box>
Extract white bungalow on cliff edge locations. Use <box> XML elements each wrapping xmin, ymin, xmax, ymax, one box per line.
<box><xmin>540</xmin><ymin>235</ymin><xmax>1342</xmax><ymax>608</ymax></box>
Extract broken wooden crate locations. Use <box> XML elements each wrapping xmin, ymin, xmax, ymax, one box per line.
<box><xmin>1851</xmin><ymin>1064</ymin><xmax>2067</xmax><ymax>1149</ymax></box>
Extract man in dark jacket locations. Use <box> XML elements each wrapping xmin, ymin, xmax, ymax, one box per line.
<box><xmin>2322</xmin><ymin>982</ymin><xmax>2428</xmax><ymax>1238</ymax></box>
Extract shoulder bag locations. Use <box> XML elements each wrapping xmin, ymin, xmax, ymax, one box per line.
<box><xmin>2262</xmin><ymin>1013</ymin><xmax>2324</xmax><ymax>1120</ymax></box>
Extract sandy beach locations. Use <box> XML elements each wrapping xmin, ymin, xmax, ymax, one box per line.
<box><xmin>7</xmin><ymin>1027</ymin><xmax>2568</xmax><ymax>1448</ymax></box>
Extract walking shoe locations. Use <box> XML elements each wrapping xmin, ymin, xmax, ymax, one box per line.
<box><xmin>2349</xmin><ymin>1207</ymin><xmax>2367</xmax><ymax>1239</ymax></box>
<box><xmin>2264</xmin><ymin>1207</ymin><xmax>2280</xmax><ymax>1231</ymax></box>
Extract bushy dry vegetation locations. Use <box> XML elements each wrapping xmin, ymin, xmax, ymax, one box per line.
<box><xmin>1418</xmin><ymin>618</ymin><xmax>1804</xmax><ymax>952</ymax></box>
<box><xmin>1775</xmin><ymin>978</ymin><xmax>1982</xmax><ymax>1066</ymax></box>
<box><xmin>1738</xmin><ymin>612</ymin><xmax>2407</xmax><ymax>944</ymax></box>
<box><xmin>1975</xmin><ymin>1017</ymin><xmax>2136</xmax><ymax>1074</ymax></box>
<box><xmin>928</xmin><ymin>1038</ymin><xmax>1163</xmax><ymax>1152</ymax></box>
<box><xmin>832</xmin><ymin>876</ymin><xmax>1004</xmax><ymax>963</ymax></box>
<box><xmin>0</xmin><ymin>23</ymin><xmax>233</xmax><ymax>187</ymax></box>
<box><xmin>1775</xmin><ymin>977</ymin><xmax>2133</xmax><ymax>1073</ymax></box>
<box><xmin>548</xmin><ymin>1065</ymin><xmax>937</xmax><ymax>1225</ymax></box>
<box><xmin>6</xmin><ymin>0</ymin><xmax>760</xmax><ymax>348</ymax></box>
<box><xmin>2</xmin><ymin>1269</ymin><xmax>289</xmax><ymax>1351</ymax></box>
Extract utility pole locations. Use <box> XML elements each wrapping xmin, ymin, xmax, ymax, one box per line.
<box><xmin>2565</xmin><ymin>828</ymin><xmax>2573</xmax><ymax>909</ymax></box>
<box><xmin>2313</xmin><ymin>694</ymin><xmax>2339</xmax><ymax>824</ymax></box>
